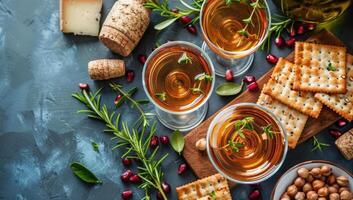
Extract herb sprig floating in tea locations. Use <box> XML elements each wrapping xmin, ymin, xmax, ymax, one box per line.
<box><xmin>178</xmin><ymin>52</ymin><xmax>193</xmax><ymax>64</ymax></box>
<box><xmin>234</xmin><ymin>0</ymin><xmax>264</xmax><ymax>38</ymax></box>
<box><xmin>156</xmin><ymin>92</ymin><xmax>167</xmax><ymax>101</ymax></box>
<box><xmin>190</xmin><ymin>73</ymin><xmax>213</xmax><ymax>94</ymax></box>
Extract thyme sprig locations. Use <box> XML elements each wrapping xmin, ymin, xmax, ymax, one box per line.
<box><xmin>233</xmin><ymin>117</ymin><xmax>254</xmax><ymax>138</ymax></box>
<box><xmin>236</xmin><ymin>0</ymin><xmax>263</xmax><ymax>38</ymax></box>
<box><xmin>312</xmin><ymin>136</ymin><xmax>330</xmax><ymax>152</ymax></box>
<box><xmin>190</xmin><ymin>73</ymin><xmax>213</xmax><ymax>94</ymax></box>
<box><xmin>72</xmin><ymin>88</ymin><xmax>168</xmax><ymax>200</ymax></box>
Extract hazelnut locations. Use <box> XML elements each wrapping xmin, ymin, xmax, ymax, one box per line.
<box><xmin>326</xmin><ymin>175</ymin><xmax>336</xmax><ymax>185</ymax></box>
<box><xmin>311</xmin><ymin>167</ymin><xmax>322</xmax><ymax>178</ymax></box>
<box><xmin>294</xmin><ymin>177</ymin><xmax>305</xmax><ymax>187</ymax></box>
<box><xmin>287</xmin><ymin>185</ymin><xmax>298</xmax><ymax>197</ymax></box>
<box><xmin>328</xmin><ymin>186</ymin><xmax>338</xmax><ymax>194</ymax></box>
<box><xmin>195</xmin><ymin>138</ymin><xmax>206</xmax><ymax>151</ymax></box>
<box><xmin>303</xmin><ymin>183</ymin><xmax>313</xmax><ymax>193</ymax></box>
<box><xmin>320</xmin><ymin>176</ymin><xmax>326</xmax><ymax>182</ymax></box>
<box><xmin>294</xmin><ymin>192</ymin><xmax>305</xmax><ymax>200</ymax></box>
<box><xmin>320</xmin><ymin>165</ymin><xmax>332</xmax><ymax>176</ymax></box>
<box><xmin>307</xmin><ymin>191</ymin><xmax>319</xmax><ymax>200</ymax></box>
<box><xmin>340</xmin><ymin>190</ymin><xmax>353</xmax><ymax>200</ymax></box>
<box><xmin>332</xmin><ymin>183</ymin><xmax>339</xmax><ymax>189</ymax></box>
<box><xmin>329</xmin><ymin>193</ymin><xmax>340</xmax><ymax>200</ymax></box>
<box><xmin>280</xmin><ymin>192</ymin><xmax>291</xmax><ymax>200</ymax></box>
<box><xmin>312</xmin><ymin>180</ymin><xmax>325</xmax><ymax>191</ymax></box>
<box><xmin>318</xmin><ymin>187</ymin><xmax>329</xmax><ymax>197</ymax></box>
<box><xmin>306</xmin><ymin>174</ymin><xmax>315</xmax><ymax>183</ymax></box>
<box><xmin>339</xmin><ymin>187</ymin><xmax>350</xmax><ymax>193</ymax></box>
<box><xmin>317</xmin><ymin>198</ymin><xmax>326</xmax><ymax>200</ymax></box>
<box><xmin>336</xmin><ymin>176</ymin><xmax>349</xmax><ymax>187</ymax></box>
<box><xmin>298</xmin><ymin>167</ymin><xmax>310</xmax><ymax>178</ymax></box>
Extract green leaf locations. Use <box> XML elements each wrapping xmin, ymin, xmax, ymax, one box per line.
<box><xmin>91</xmin><ymin>141</ymin><xmax>99</xmax><ymax>153</ymax></box>
<box><xmin>327</xmin><ymin>62</ymin><xmax>338</xmax><ymax>71</ymax></box>
<box><xmin>136</xmin><ymin>99</ymin><xmax>150</xmax><ymax>105</ymax></box>
<box><xmin>178</xmin><ymin>52</ymin><xmax>193</xmax><ymax>64</ymax></box>
<box><xmin>242</xmin><ymin>18</ymin><xmax>252</xmax><ymax>24</ymax></box>
<box><xmin>154</xmin><ymin>18</ymin><xmax>178</xmax><ymax>30</ymax></box>
<box><xmin>70</xmin><ymin>162</ymin><xmax>102</xmax><ymax>184</ymax></box>
<box><xmin>238</xmin><ymin>29</ymin><xmax>249</xmax><ymax>37</ymax></box>
<box><xmin>190</xmin><ymin>87</ymin><xmax>204</xmax><ymax>94</ymax></box>
<box><xmin>216</xmin><ymin>82</ymin><xmax>243</xmax><ymax>96</ymax></box>
<box><xmin>155</xmin><ymin>92</ymin><xmax>167</xmax><ymax>101</ymax></box>
<box><xmin>170</xmin><ymin>130</ymin><xmax>185</xmax><ymax>155</ymax></box>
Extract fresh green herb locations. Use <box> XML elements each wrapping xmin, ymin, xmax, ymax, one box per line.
<box><xmin>115</xmin><ymin>87</ymin><xmax>138</xmax><ymax>108</ymax></box>
<box><xmin>91</xmin><ymin>141</ymin><xmax>99</xmax><ymax>153</ymax></box>
<box><xmin>233</xmin><ymin>117</ymin><xmax>254</xmax><ymax>138</ymax></box>
<box><xmin>312</xmin><ymin>136</ymin><xmax>330</xmax><ymax>152</ymax></box>
<box><xmin>209</xmin><ymin>191</ymin><xmax>217</xmax><ymax>200</ymax></box>
<box><xmin>195</xmin><ymin>73</ymin><xmax>213</xmax><ymax>83</ymax></box>
<box><xmin>327</xmin><ymin>62</ymin><xmax>338</xmax><ymax>71</ymax></box>
<box><xmin>262</xmin><ymin>124</ymin><xmax>274</xmax><ymax>139</ymax></box>
<box><xmin>70</xmin><ymin>162</ymin><xmax>102</xmax><ymax>184</ymax></box>
<box><xmin>190</xmin><ymin>87</ymin><xmax>204</xmax><ymax>94</ymax></box>
<box><xmin>178</xmin><ymin>52</ymin><xmax>193</xmax><ymax>64</ymax></box>
<box><xmin>215</xmin><ymin>82</ymin><xmax>244</xmax><ymax>96</ymax></box>
<box><xmin>156</xmin><ymin>92</ymin><xmax>167</xmax><ymax>101</ymax></box>
<box><xmin>170</xmin><ymin>130</ymin><xmax>185</xmax><ymax>155</ymax></box>
<box><xmin>227</xmin><ymin>140</ymin><xmax>244</xmax><ymax>153</ymax></box>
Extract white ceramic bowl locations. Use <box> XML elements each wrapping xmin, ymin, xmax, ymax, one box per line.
<box><xmin>271</xmin><ymin>160</ymin><xmax>353</xmax><ymax>199</ymax></box>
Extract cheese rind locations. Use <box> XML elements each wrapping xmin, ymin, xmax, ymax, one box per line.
<box><xmin>60</xmin><ymin>0</ymin><xmax>103</xmax><ymax>36</ymax></box>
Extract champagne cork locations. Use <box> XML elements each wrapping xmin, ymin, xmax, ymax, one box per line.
<box><xmin>88</xmin><ymin>59</ymin><xmax>125</xmax><ymax>80</ymax></box>
<box><xmin>99</xmin><ymin>0</ymin><xmax>150</xmax><ymax>56</ymax></box>
<box><xmin>335</xmin><ymin>129</ymin><xmax>353</xmax><ymax>160</ymax></box>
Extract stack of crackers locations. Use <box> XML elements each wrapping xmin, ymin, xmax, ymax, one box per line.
<box><xmin>257</xmin><ymin>41</ymin><xmax>353</xmax><ymax>149</ymax></box>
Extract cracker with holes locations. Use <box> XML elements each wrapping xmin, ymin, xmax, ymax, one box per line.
<box><xmin>293</xmin><ymin>42</ymin><xmax>347</xmax><ymax>93</ymax></box>
<box><xmin>263</xmin><ymin>58</ymin><xmax>323</xmax><ymax>118</ymax></box>
<box><xmin>257</xmin><ymin>91</ymin><xmax>308</xmax><ymax>148</ymax></box>
<box><xmin>176</xmin><ymin>173</ymin><xmax>231</xmax><ymax>200</ymax></box>
<box><xmin>315</xmin><ymin>54</ymin><xmax>353</xmax><ymax>121</ymax></box>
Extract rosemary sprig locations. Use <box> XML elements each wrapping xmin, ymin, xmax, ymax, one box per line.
<box><xmin>72</xmin><ymin>88</ymin><xmax>168</xmax><ymax>200</ymax></box>
<box><xmin>236</xmin><ymin>0</ymin><xmax>262</xmax><ymax>38</ymax></box>
<box><xmin>312</xmin><ymin>136</ymin><xmax>330</xmax><ymax>152</ymax></box>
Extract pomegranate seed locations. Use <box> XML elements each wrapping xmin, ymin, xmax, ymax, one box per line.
<box><xmin>162</xmin><ymin>181</ymin><xmax>171</xmax><ymax>193</ymax></box>
<box><xmin>247</xmin><ymin>82</ymin><xmax>259</xmax><ymax>91</ymax></box>
<box><xmin>297</xmin><ymin>25</ymin><xmax>305</xmax><ymax>35</ymax></box>
<box><xmin>274</xmin><ymin>36</ymin><xmax>284</xmax><ymax>47</ymax></box>
<box><xmin>79</xmin><ymin>83</ymin><xmax>89</xmax><ymax>91</ymax></box>
<box><xmin>156</xmin><ymin>192</ymin><xmax>163</xmax><ymax>200</ymax></box>
<box><xmin>243</xmin><ymin>75</ymin><xmax>256</xmax><ymax>84</ymax></box>
<box><xmin>129</xmin><ymin>174</ymin><xmax>141</xmax><ymax>183</ymax></box>
<box><xmin>159</xmin><ymin>135</ymin><xmax>169</xmax><ymax>145</ymax></box>
<box><xmin>186</xmin><ymin>25</ymin><xmax>197</xmax><ymax>35</ymax></box>
<box><xmin>329</xmin><ymin>129</ymin><xmax>342</xmax><ymax>139</ymax></box>
<box><xmin>289</xmin><ymin>29</ymin><xmax>296</xmax><ymax>37</ymax></box>
<box><xmin>180</xmin><ymin>16</ymin><xmax>192</xmax><ymax>24</ymax></box>
<box><xmin>286</xmin><ymin>38</ymin><xmax>296</xmax><ymax>48</ymax></box>
<box><xmin>225</xmin><ymin>69</ymin><xmax>234</xmax><ymax>81</ymax></box>
<box><xmin>121</xmin><ymin>190</ymin><xmax>133</xmax><ymax>199</ymax></box>
<box><xmin>121</xmin><ymin>169</ymin><xmax>133</xmax><ymax>183</ymax></box>
<box><xmin>306</xmin><ymin>23</ymin><xmax>316</xmax><ymax>31</ymax></box>
<box><xmin>126</xmin><ymin>70</ymin><xmax>135</xmax><ymax>82</ymax></box>
<box><xmin>336</xmin><ymin>119</ymin><xmax>347</xmax><ymax>127</ymax></box>
<box><xmin>115</xmin><ymin>95</ymin><xmax>123</xmax><ymax>105</ymax></box>
<box><xmin>171</xmin><ymin>8</ymin><xmax>179</xmax><ymax>13</ymax></box>
<box><xmin>249</xmin><ymin>188</ymin><xmax>261</xmax><ymax>200</ymax></box>
<box><xmin>121</xmin><ymin>158</ymin><xmax>131</xmax><ymax>166</ymax></box>
<box><xmin>150</xmin><ymin>135</ymin><xmax>159</xmax><ymax>148</ymax></box>
<box><xmin>266</xmin><ymin>54</ymin><xmax>278</xmax><ymax>64</ymax></box>
<box><xmin>178</xmin><ymin>163</ymin><xmax>187</xmax><ymax>175</ymax></box>
<box><xmin>138</xmin><ymin>54</ymin><xmax>147</xmax><ymax>64</ymax></box>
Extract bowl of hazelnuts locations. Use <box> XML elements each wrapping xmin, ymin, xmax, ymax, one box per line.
<box><xmin>271</xmin><ymin>160</ymin><xmax>353</xmax><ymax>200</ymax></box>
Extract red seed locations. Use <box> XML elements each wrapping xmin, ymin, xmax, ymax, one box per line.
<box><xmin>180</xmin><ymin>16</ymin><xmax>192</xmax><ymax>24</ymax></box>
<box><xmin>159</xmin><ymin>135</ymin><xmax>169</xmax><ymax>145</ymax></box>
<box><xmin>138</xmin><ymin>54</ymin><xmax>147</xmax><ymax>64</ymax></box>
<box><xmin>126</xmin><ymin>70</ymin><xmax>135</xmax><ymax>82</ymax></box>
<box><xmin>274</xmin><ymin>36</ymin><xmax>284</xmax><ymax>47</ymax></box>
<box><xmin>285</xmin><ymin>37</ymin><xmax>296</xmax><ymax>48</ymax></box>
<box><xmin>120</xmin><ymin>169</ymin><xmax>133</xmax><ymax>182</ymax></box>
<box><xmin>129</xmin><ymin>174</ymin><xmax>141</xmax><ymax>183</ymax></box>
<box><xmin>121</xmin><ymin>158</ymin><xmax>131</xmax><ymax>166</ymax></box>
<box><xmin>150</xmin><ymin>135</ymin><xmax>159</xmax><ymax>148</ymax></box>
<box><xmin>171</xmin><ymin>8</ymin><xmax>179</xmax><ymax>13</ymax></box>
<box><xmin>186</xmin><ymin>25</ymin><xmax>197</xmax><ymax>35</ymax></box>
<box><xmin>266</xmin><ymin>54</ymin><xmax>278</xmax><ymax>64</ymax></box>
<box><xmin>329</xmin><ymin>129</ymin><xmax>342</xmax><ymax>139</ymax></box>
<box><xmin>247</xmin><ymin>82</ymin><xmax>259</xmax><ymax>91</ymax></box>
<box><xmin>162</xmin><ymin>181</ymin><xmax>171</xmax><ymax>193</ymax></box>
<box><xmin>178</xmin><ymin>163</ymin><xmax>187</xmax><ymax>175</ymax></box>
<box><xmin>121</xmin><ymin>190</ymin><xmax>133</xmax><ymax>199</ymax></box>
<box><xmin>249</xmin><ymin>189</ymin><xmax>261</xmax><ymax>200</ymax></box>
<box><xmin>114</xmin><ymin>95</ymin><xmax>123</xmax><ymax>105</ymax></box>
<box><xmin>243</xmin><ymin>75</ymin><xmax>256</xmax><ymax>84</ymax></box>
<box><xmin>306</xmin><ymin>23</ymin><xmax>316</xmax><ymax>31</ymax></box>
<box><xmin>297</xmin><ymin>25</ymin><xmax>305</xmax><ymax>35</ymax></box>
<box><xmin>336</xmin><ymin>119</ymin><xmax>347</xmax><ymax>127</ymax></box>
<box><xmin>79</xmin><ymin>83</ymin><xmax>89</xmax><ymax>91</ymax></box>
<box><xmin>225</xmin><ymin>69</ymin><xmax>234</xmax><ymax>81</ymax></box>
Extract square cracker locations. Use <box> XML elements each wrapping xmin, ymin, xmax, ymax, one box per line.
<box><xmin>293</xmin><ymin>42</ymin><xmax>347</xmax><ymax>93</ymax></box>
<box><xmin>257</xmin><ymin>91</ymin><xmax>309</xmax><ymax>149</ymax></box>
<box><xmin>263</xmin><ymin>58</ymin><xmax>323</xmax><ymax>118</ymax></box>
<box><xmin>315</xmin><ymin>54</ymin><xmax>353</xmax><ymax>121</ymax></box>
<box><xmin>176</xmin><ymin>173</ymin><xmax>231</xmax><ymax>200</ymax></box>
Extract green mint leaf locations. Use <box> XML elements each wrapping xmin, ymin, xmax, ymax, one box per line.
<box><xmin>238</xmin><ymin>29</ymin><xmax>249</xmax><ymax>37</ymax></box>
<box><xmin>70</xmin><ymin>162</ymin><xmax>102</xmax><ymax>184</ymax></box>
<box><xmin>91</xmin><ymin>141</ymin><xmax>99</xmax><ymax>153</ymax></box>
<box><xmin>327</xmin><ymin>62</ymin><xmax>338</xmax><ymax>71</ymax></box>
<box><xmin>216</xmin><ymin>82</ymin><xmax>244</xmax><ymax>96</ymax></box>
<box><xmin>154</xmin><ymin>17</ymin><xmax>178</xmax><ymax>30</ymax></box>
<box><xmin>178</xmin><ymin>52</ymin><xmax>193</xmax><ymax>64</ymax></box>
<box><xmin>155</xmin><ymin>92</ymin><xmax>167</xmax><ymax>101</ymax></box>
<box><xmin>171</xmin><ymin>130</ymin><xmax>185</xmax><ymax>155</ymax></box>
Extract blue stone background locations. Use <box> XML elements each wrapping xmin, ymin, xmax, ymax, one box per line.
<box><xmin>0</xmin><ymin>0</ymin><xmax>352</xmax><ymax>199</ymax></box>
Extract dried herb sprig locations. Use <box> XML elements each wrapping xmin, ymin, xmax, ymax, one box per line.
<box><xmin>312</xmin><ymin>136</ymin><xmax>330</xmax><ymax>152</ymax></box>
<box><xmin>72</xmin><ymin>88</ymin><xmax>168</xmax><ymax>200</ymax></box>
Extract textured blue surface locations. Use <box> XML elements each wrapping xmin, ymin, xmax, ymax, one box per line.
<box><xmin>0</xmin><ymin>0</ymin><xmax>352</xmax><ymax>199</ymax></box>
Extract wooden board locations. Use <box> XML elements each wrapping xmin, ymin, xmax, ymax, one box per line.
<box><xmin>183</xmin><ymin>30</ymin><xmax>346</xmax><ymax>181</ymax></box>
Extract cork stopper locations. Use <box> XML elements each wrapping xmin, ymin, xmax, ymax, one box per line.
<box><xmin>335</xmin><ymin>129</ymin><xmax>353</xmax><ymax>160</ymax></box>
<box><xmin>88</xmin><ymin>59</ymin><xmax>125</xmax><ymax>80</ymax></box>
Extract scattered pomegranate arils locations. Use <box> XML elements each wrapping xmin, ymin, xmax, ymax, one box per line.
<box><xmin>159</xmin><ymin>135</ymin><xmax>169</xmax><ymax>145</ymax></box>
<box><xmin>249</xmin><ymin>188</ymin><xmax>261</xmax><ymax>200</ymax></box>
<box><xmin>121</xmin><ymin>158</ymin><xmax>131</xmax><ymax>166</ymax></box>
<box><xmin>79</xmin><ymin>83</ymin><xmax>89</xmax><ymax>91</ymax></box>
<box><xmin>247</xmin><ymin>82</ymin><xmax>259</xmax><ymax>91</ymax></box>
<box><xmin>336</xmin><ymin>119</ymin><xmax>347</xmax><ymax>127</ymax></box>
<box><xmin>121</xmin><ymin>190</ymin><xmax>133</xmax><ymax>199</ymax></box>
<box><xmin>126</xmin><ymin>70</ymin><xmax>135</xmax><ymax>82</ymax></box>
<box><xmin>329</xmin><ymin>129</ymin><xmax>342</xmax><ymax>139</ymax></box>
<box><xmin>297</xmin><ymin>25</ymin><xmax>305</xmax><ymax>35</ymax></box>
<box><xmin>180</xmin><ymin>16</ymin><xmax>192</xmax><ymax>24</ymax></box>
<box><xmin>274</xmin><ymin>36</ymin><xmax>284</xmax><ymax>47</ymax></box>
<box><xmin>129</xmin><ymin>174</ymin><xmax>141</xmax><ymax>183</ymax></box>
<box><xmin>150</xmin><ymin>135</ymin><xmax>159</xmax><ymax>148</ymax></box>
<box><xmin>138</xmin><ymin>54</ymin><xmax>147</xmax><ymax>64</ymax></box>
<box><xmin>243</xmin><ymin>75</ymin><xmax>256</xmax><ymax>84</ymax></box>
<box><xmin>306</xmin><ymin>23</ymin><xmax>316</xmax><ymax>31</ymax></box>
<box><xmin>266</xmin><ymin>54</ymin><xmax>278</xmax><ymax>64</ymax></box>
<box><xmin>225</xmin><ymin>69</ymin><xmax>234</xmax><ymax>81</ymax></box>
<box><xmin>178</xmin><ymin>163</ymin><xmax>187</xmax><ymax>175</ymax></box>
<box><xmin>285</xmin><ymin>37</ymin><xmax>296</xmax><ymax>48</ymax></box>
<box><xmin>162</xmin><ymin>181</ymin><xmax>171</xmax><ymax>193</ymax></box>
<box><xmin>121</xmin><ymin>169</ymin><xmax>133</xmax><ymax>183</ymax></box>
<box><xmin>171</xmin><ymin>8</ymin><xmax>179</xmax><ymax>13</ymax></box>
<box><xmin>114</xmin><ymin>94</ymin><xmax>123</xmax><ymax>105</ymax></box>
<box><xmin>186</xmin><ymin>25</ymin><xmax>197</xmax><ymax>35</ymax></box>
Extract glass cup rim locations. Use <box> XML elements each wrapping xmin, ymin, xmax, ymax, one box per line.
<box><xmin>142</xmin><ymin>41</ymin><xmax>216</xmax><ymax>115</ymax></box>
<box><xmin>199</xmin><ymin>0</ymin><xmax>272</xmax><ymax>56</ymax></box>
<box><xmin>206</xmin><ymin>102</ymin><xmax>288</xmax><ymax>184</ymax></box>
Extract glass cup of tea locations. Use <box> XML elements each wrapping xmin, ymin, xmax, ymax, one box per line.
<box><xmin>206</xmin><ymin>103</ymin><xmax>288</xmax><ymax>184</ymax></box>
<box><xmin>142</xmin><ymin>41</ymin><xmax>215</xmax><ymax>131</ymax></box>
<box><xmin>200</xmin><ymin>0</ymin><xmax>271</xmax><ymax>77</ymax></box>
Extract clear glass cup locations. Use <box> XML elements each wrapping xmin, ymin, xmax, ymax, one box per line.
<box><xmin>200</xmin><ymin>0</ymin><xmax>271</xmax><ymax>77</ymax></box>
<box><xmin>142</xmin><ymin>41</ymin><xmax>215</xmax><ymax>131</ymax></box>
<box><xmin>206</xmin><ymin>103</ymin><xmax>288</xmax><ymax>184</ymax></box>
